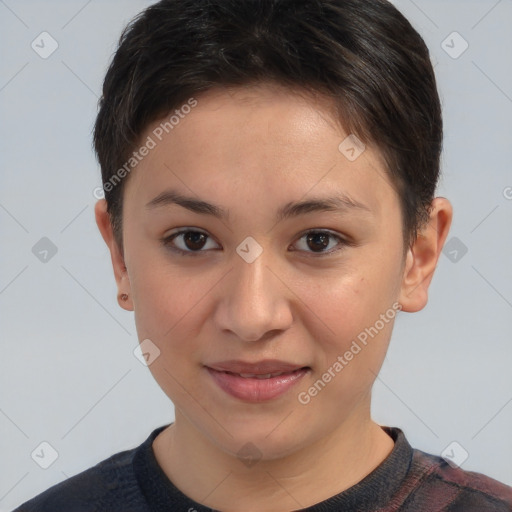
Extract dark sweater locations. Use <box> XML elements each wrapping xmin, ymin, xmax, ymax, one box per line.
<box><xmin>14</xmin><ymin>424</ymin><xmax>512</xmax><ymax>511</ymax></box>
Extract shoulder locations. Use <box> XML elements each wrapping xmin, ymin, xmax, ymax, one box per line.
<box><xmin>400</xmin><ymin>447</ymin><xmax>512</xmax><ymax>511</ymax></box>
<box><xmin>13</xmin><ymin>445</ymin><xmax>148</xmax><ymax>512</ymax></box>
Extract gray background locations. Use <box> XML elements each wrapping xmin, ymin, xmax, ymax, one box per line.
<box><xmin>1</xmin><ymin>0</ymin><xmax>511</xmax><ymax>509</ymax></box>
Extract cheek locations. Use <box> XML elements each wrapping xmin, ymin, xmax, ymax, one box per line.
<box><xmin>295</xmin><ymin>256</ymin><xmax>402</xmax><ymax>402</ymax></box>
<box><xmin>130</xmin><ymin>257</ymin><xmax>204</xmax><ymax>346</ymax></box>
<box><xmin>295</xmin><ymin>271</ymin><xmax>398</xmax><ymax>409</ymax></box>
<box><xmin>302</xmin><ymin>269</ymin><xmax>397</xmax><ymax>349</ymax></box>
<box><xmin>130</xmin><ymin>264</ymin><xmax>206</xmax><ymax>399</ymax></box>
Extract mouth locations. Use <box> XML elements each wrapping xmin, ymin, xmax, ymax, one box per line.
<box><xmin>231</xmin><ymin>371</ymin><xmax>298</xmax><ymax>379</ymax></box>
<box><xmin>205</xmin><ymin>360</ymin><xmax>310</xmax><ymax>402</ymax></box>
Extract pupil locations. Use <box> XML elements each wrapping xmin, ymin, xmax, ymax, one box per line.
<box><xmin>185</xmin><ymin>232</ymin><xmax>206</xmax><ymax>250</ymax></box>
<box><xmin>307</xmin><ymin>233</ymin><xmax>329</xmax><ymax>252</ymax></box>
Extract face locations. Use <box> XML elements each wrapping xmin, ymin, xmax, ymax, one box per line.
<box><xmin>116</xmin><ymin>84</ymin><xmax>409</xmax><ymax>459</ymax></box>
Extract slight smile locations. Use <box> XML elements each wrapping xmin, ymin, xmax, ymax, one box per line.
<box><xmin>205</xmin><ymin>360</ymin><xmax>311</xmax><ymax>402</ymax></box>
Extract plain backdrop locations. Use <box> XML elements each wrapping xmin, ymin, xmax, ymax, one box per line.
<box><xmin>1</xmin><ymin>0</ymin><xmax>511</xmax><ymax>510</ymax></box>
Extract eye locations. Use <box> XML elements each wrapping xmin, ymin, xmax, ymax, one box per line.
<box><xmin>162</xmin><ymin>228</ymin><xmax>349</xmax><ymax>257</ymax></box>
<box><xmin>162</xmin><ymin>229</ymin><xmax>220</xmax><ymax>256</ymax></box>
<box><xmin>291</xmin><ymin>230</ymin><xmax>348</xmax><ymax>256</ymax></box>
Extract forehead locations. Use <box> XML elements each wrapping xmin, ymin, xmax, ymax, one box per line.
<box><xmin>124</xmin><ymin>83</ymin><xmax>397</xmax><ymax>220</ymax></box>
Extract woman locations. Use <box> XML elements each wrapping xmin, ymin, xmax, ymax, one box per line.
<box><xmin>15</xmin><ymin>0</ymin><xmax>512</xmax><ymax>510</ymax></box>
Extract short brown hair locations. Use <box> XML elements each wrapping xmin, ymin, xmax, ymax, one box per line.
<box><xmin>93</xmin><ymin>0</ymin><xmax>442</xmax><ymax>250</ymax></box>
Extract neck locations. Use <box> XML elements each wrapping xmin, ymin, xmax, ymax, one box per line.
<box><xmin>153</xmin><ymin>411</ymin><xmax>395</xmax><ymax>511</ymax></box>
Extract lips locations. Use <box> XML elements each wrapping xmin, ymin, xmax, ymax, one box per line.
<box><xmin>205</xmin><ymin>360</ymin><xmax>310</xmax><ymax>402</ymax></box>
<box><xmin>238</xmin><ymin>371</ymin><xmax>290</xmax><ymax>379</ymax></box>
<box><xmin>207</xmin><ymin>359</ymin><xmax>306</xmax><ymax>374</ymax></box>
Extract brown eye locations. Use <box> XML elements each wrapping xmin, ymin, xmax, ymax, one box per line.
<box><xmin>162</xmin><ymin>229</ymin><xmax>220</xmax><ymax>255</ymax></box>
<box><xmin>182</xmin><ymin>231</ymin><xmax>208</xmax><ymax>250</ymax></box>
<box><xmin>306</xmin><ymin>232</ymin><xmax>330</xmax><ymax>252</ymax></box>
<box><xmin>292</xmin><ymin>230</ymin><xmax>347</xmax><ymax>256</ymax></box>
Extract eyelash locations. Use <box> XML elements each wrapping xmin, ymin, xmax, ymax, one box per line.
<box><xmin>161</xmin><ymin>228</ymin><xmax>350</xmax><ymax>258</ymax></box>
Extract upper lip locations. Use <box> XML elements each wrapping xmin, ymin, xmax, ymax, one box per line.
<box><xmin>206</xmin><ymin>359</ymin><xmax>308</xmax><ymax>374</ymax></box>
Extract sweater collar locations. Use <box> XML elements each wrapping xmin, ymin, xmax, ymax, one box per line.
<box><xmin>133</xmin><ymin>424</ymin><xmax>412</xmax><ymax>511</ymax></box>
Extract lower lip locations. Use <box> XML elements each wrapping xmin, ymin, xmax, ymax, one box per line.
<box><xmin>206</xmin><ymin>367</ymin><xmax>309</xmax><ymax>402</ymax></box>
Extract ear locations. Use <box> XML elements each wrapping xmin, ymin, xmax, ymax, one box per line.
<box><xmin>399</xmin><ymin>197</ymin><xmax>453</xmax><ymax>312</ymax></box>
<box><xmin>94</xmin><ymin>199</ymin><xmax>133</xmax><ymax>311</ymax></box>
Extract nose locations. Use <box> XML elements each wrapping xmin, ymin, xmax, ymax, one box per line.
<box><xmin>213</xmin><ymin>249</ymin><xmax>293</xmax><ymax>342</ymax></box>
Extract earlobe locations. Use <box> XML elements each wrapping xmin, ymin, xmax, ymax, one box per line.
<box><xmin>399</xmin><ymin>197</ymin><xmax>453</xmax><ymax>312</ymax></box>
<box><xmin>94</xmin><ymin>199</ymin><xmax>134</xmax><ymax>311</ymax></box>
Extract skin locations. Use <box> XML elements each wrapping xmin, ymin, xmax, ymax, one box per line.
<box><xmin>95</xmin><ymin>83</ymin><xmax>452</xmax><ymax>511</ymax></box>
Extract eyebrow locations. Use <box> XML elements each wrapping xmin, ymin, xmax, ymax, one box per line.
<box><xmin>145</xmin><ymin>189</ymin><xmax>372</xmax><ymax>221</ymax></box>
